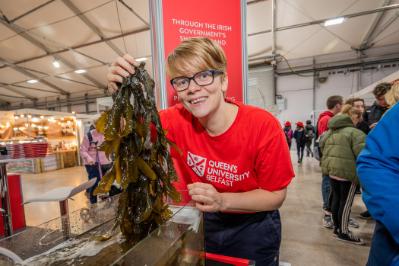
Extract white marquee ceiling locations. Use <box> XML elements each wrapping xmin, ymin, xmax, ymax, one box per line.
<box><xmin>1</xmin><ymin>0</ymin><xmax>399</xmax><ymax>107</ymax></box>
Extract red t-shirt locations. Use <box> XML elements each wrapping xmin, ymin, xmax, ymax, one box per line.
<box><xmin>159</xmin><ymin>101</ymin><xmax>294</xmax><ymax>201</ymax></box>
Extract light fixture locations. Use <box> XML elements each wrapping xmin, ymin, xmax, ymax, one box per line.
<box><xmin>27</xmin><ymin>79</ymin><xmax>38</xmax><ymax>84</ymax></box>
<box><xmin>135</xmin><ymin>57</ymin><xmax>147</xmax><ymax>62</ymax></box>
<box><xmin>40</xmin><ymin>115</ymin><xmax>44</xmax><ymax>119</ymax></box>
<box><xmin>52</xmin><ymin>60</ymin><xmax>61</xmax><ymax>68</ymax></box>
<box><xmin>74</xmin><ymin>69</ymin><xmax>87</xmax><ymax>74</ymax></box>
<box><xmin>324</xmin><ymin>17</ymin><xmax>345</xmax><ymax>27</ymax></box>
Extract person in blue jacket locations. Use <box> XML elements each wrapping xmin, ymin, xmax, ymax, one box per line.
<box><xmin>357</xmin><ymin>81</ymin><xmax>399</xmax><ymax>266</ymax></box>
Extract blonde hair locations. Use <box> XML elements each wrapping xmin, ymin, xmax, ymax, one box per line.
<box><xmin>385</xmin><ymin>81</ymin><xmax>399</xmax><ymax>106</ymax></box>
<box><xmin>340</xmin><ymin>104</ymin><xmax>362</xmax><ymax>118</ymax></box>
<box><xmin>166</xmin><ymin>37</ymin><xmax>227</xmax><ymax>78</ymax></box>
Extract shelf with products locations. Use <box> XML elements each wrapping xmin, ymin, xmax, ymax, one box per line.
<box><xmin>0</xmin><ymin>109</ymin><xmax>82</xmax><ymax>173</ymax></box>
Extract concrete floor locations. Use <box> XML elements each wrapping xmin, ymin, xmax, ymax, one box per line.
<box><xmin>280</xmin><ymin>152</ymin><xmax>374</xmax><ymax>266</ymax></box>
<box><xmin>18</xmin><ymin>152</ymin><xmax>374</xmax><ymax>266</ymax></box>
<box><xmin>21</xmin><ymin>166</ymin><xmax>89</xmax><ymax>226</ymax></box>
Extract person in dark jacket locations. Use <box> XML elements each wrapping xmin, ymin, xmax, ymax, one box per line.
<box><xmin>320</xmin><ymin>108</ymin><xmax>365</xmax><ymax>245</ymax></box>
<box><xmin>283</xmin><ymin>121</ymin><xmax>293</xmax><ymax>150</ymax></box>
<box><xmin>293</xmin><ymin>121</ymin><xmax>306</xmax><ymax>163</ymax></box>
<box><xmin>357</xmin><ymin>82</ymin><xmax>399</xmax><ymax>266</ymax></box>
<box><xmin>304</xmin><ymin>120</ymin><xmax>315</xmax><ymax>157</ymax></box>
<box><xmin>345</xmin><ymin>98</ymin><xmax>369</xmax><ymax>135</ymax></box>
<box><xmin>345</xmin><ymin>97</ymin><xmax>371</xmax><ymax>220</ymax></box>
<box><xmin>361</xmin><ymin>83</ymin><xmax>391</xmax><ymax>219</ymax></box>
<box><xmin>364</xmin><ymin>82</ymin><xmax>391</xmax><ymax>129</ymax></box>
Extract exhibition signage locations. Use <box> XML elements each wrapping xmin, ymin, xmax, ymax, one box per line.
<box><xmin>150</xmin><ymin>0</ymin><xmax>247</xmax><ymax>108</ymax></box>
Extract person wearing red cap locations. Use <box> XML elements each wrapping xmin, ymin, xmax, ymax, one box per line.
<box><xmin>283</xmin><ymin>121</ymin><xmax>293</xmax><ymax>150</ymax></box>
<box><xmin>294</xmin><ymin>121</ymin><xmax>306</xmax><ymax>163</ymax></box>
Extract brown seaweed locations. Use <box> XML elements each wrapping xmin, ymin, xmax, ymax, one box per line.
<box><xmin>94</xmin><ymin>62</ymin><xmax>180</xmax><ymax>242</ymax></box>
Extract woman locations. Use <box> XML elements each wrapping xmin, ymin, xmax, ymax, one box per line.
<box><xmin>293</xmin><ymin>121</ymin><xmax>306</xmax><ymax>163</ymax></box>
<box><xmin>320</xmin><ymin>105</ymin><xmax>365</xmax><ymax>244</ymax></box>
<box><xmin>357</xmin><ymin>81</ymin><xmax>399</xmax><ymax>265</ymax></box>
<box><xmin>80</xmin><ymin>125</ymin><xmax>112</xmax><ymax>204</ymax></box>
<box><xmin>283</xmin><ymin>121</ymin><xmax>293</xmax><ymax>150</ymax></box>
<box><xmin>107</xmin><ymin>37</ymin><xmax>294</xmax><ymax>265</ymax></box>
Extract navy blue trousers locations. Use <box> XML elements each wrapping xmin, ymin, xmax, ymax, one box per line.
<box><xmin>204</xmin><ymin>210</ymin><xmax>281</xmax><ymax>266</ymax></box>
<box><xmin>85</xmin><ymin>163</ymin><xmax>112</xmax><ymax>204</ymax></box>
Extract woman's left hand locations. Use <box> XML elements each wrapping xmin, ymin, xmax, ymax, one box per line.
<box><xmin>187</xmin><ymin>182</ymin><xmax>225</xmax><ymax>212</ymax></box>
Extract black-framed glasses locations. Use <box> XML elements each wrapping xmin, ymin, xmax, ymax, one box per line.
<box><xmin>170</xmin><ymin>69</ymin><xmax>224</xmax><ymax>92</ymax></box>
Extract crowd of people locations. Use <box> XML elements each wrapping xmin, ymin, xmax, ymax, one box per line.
<box><xmin>284</xmin><ymin>120</ymin><xmax>315</xmax><ymax>163</ymax></box>
<box><xmin>284</xmin><ymin>80</ymin><xmax>399</xmax><ymax>265</ymax></box>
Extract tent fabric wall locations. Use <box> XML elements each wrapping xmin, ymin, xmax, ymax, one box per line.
<box><xmin>247</xmin><ymin>67</ymin><xmax>274</xmax><ymax>109</ymax></box>
<box><xmin>271</xmin><ymin>65</ymin><xmax>399</xmax><ymax>126</ymax></box>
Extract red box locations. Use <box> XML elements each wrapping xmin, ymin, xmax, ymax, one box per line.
<box><xmin>0</xmin><ymin>174</ymin><xmax>26</xmax><ymax>237</ymax></box>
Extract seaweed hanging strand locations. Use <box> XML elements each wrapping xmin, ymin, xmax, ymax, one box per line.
<box><xmin>94</xmin><ymin>62</ymin><xmax>180</xmax><ymax>242</ymax></box>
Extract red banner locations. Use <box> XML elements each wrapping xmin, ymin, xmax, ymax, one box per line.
<box><xmin>162</xmin><ymin>0</ymin><xmax>244</xmax><ymax>106</ymax></box>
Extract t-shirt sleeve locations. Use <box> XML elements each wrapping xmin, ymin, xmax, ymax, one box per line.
<box><xmin>255</xmin><ymin>119</ymin><xmax>295</xmax><ymax>191</ymax></box>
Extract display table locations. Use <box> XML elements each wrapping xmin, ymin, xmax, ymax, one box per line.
<box><xmin>4</xmin><ymin>158</ymin><xmax>40</xmax><ymax>174</ymax></box>
<box><xmin>55</xmin><ymin>150</ymin><xmax>78</xmax><ymax>169</ymax></box>
<box><xmin>40</xmin><ymin>154</ymin><xmax>58</xmax><ymax>172</ymax></box>
<box><xmin>4</xmin><ymin>150</ymin><xmax>78</xmax><ymax>174</ymax></box>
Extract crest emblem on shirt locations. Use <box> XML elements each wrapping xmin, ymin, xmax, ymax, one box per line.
<box><xmin>187</xmin><ymin>151</ymin><xmax>207</xmax><ymax>177</ymax></box>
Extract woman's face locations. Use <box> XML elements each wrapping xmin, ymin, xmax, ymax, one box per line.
<box><xmin>173</xmin><ymin>65</ymin><xmax>228</xmax><ymax>119</ymax></box>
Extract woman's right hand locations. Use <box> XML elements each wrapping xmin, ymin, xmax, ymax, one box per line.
<box><xmin>107</xmin><ymin>54</ymin><xmax>140</xmax><ymax>94</ymax></box>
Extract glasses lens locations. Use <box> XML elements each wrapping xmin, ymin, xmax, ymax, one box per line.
<box><xmin>194</xmin><ymin>70</ymin><xmax>214</xmax><ymax>86</ymax></box>
<box><xmin>172</xmin><ymin>77</ymin><xmax>189</xmax><ymax>91</ymax></box>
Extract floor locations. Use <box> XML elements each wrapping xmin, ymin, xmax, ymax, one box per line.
<box><xmin>280</xmin><ymin>152</ymin><xmax>374</xmax><ymax>266</ymax></box>
<box><xmin>21</xmin><ymin>166</ymin><xmax>89</xmax><ymax>226</ymax></box>
<box><xmin>16</xmin><ymin>152</ymin><xmax>374</xmax><ymax>266</ymax></box>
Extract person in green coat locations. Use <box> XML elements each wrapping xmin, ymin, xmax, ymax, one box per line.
<box><xmin>320</xmin><ymin>105</ymin><xmax>366</xmax><ymax>245</ymax></box>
